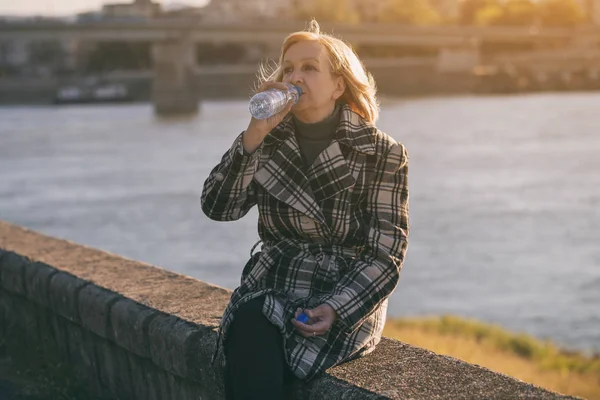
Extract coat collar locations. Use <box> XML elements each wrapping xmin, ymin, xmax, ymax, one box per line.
<box><xmin>264</xmin><ymin>103</ymin><xmax>378</xmax><ymax>156</ymax></box>
<box><xmin>255</xmin><ymin>104</ymin><xmax>374</xmax><ymax>227</ymax></box>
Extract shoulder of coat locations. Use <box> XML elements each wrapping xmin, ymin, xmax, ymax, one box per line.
<box><xmin>372</xmin><ymin>129</ymin><xmax>408</xmax><ymax>170</ymax></box>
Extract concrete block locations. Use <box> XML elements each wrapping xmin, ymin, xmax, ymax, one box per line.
<box><xmin>0</xmin><ymin>288</ymin><xmax>15</xmax><ymax>340</ymax></box>
<box><xmin>78</xmin><ymin>284</ymin><xmax>121</xmax><ymax>340</ymax></box>
<box><xmin>64</xmin><ymin>324</ymin><xmax>102</xmax><ymax>394</ymax></box>
<box><xmin>24</xmin><ymin>261</ymin><xmax>59</xmax><ymax>308</ymax></box>
<box><xmin>48</xmin><ymin>272</ymin><xmax>88</xmax><ymax>324</ymax></box>
<box><xmin>189</xmin><ymin>327</ymin><xmax>224</xmax><ymax>388</ymax></box>
<box><xmin>0</xmin><ymin>248</ymin><xmax>6</xmax><ymax>284</ymax></box>
<box><xmin>93</xmin><ymin>338</ymin><xmax>115</xmax><ymax>398</ymax></box>
<box><xmin>35</xmin><ymin>311</ymin><xmax>57</xmax><ymax>359</ymax></box>
<box><xmin>0</xmin><ymin>251</ymin><xmax>28</xmax><ymax>295</ymax></box>
<box><xmin>47</xmin><ymin>313</ymin><xmax>72</xmax><ymax>362</ymax></box>
<box><xmin>155</xmin><ymin>369</ymin><xmax>172</xmax><ymax>400</ymax></box>
<box><xmin>94</xmin><ymin>338</ymin><xmax>135</xmax><ymax>400</ymax></box>
<box><xmin>0</xmin><ymin>295</ymin><xmax>41</xmax><ymax>353</ymax></box>
<box><xmin>110</xmin><ymin>298</ymin><xmax>158</xmax><ymax>358</ymax></box>
<box><xmin>148</xmin><ymin>313</ymin><xmax>206</xmax><ymax>379</ymax></box>
<box><xmin>128</xmin><ymin>353</ymin><xmax>155</xmax><ymax>400</ymax></box>
<box><xmin>114</xmin><ymin>346</ymin><xmax>135</xmax><ymax>400</ymax></box>
<box><xmin>171</xmin><ymin>375</ymin><xmax>209</xmax><ymax>400</ymax></box>
<box><xmin>144</xmin><ymin>365</ymin><xmax>165</xmax><ymax>400</ymax></box>
<box><xmin>17</xmin><ymin>298</ymin><xmax>42</xmax><ymax>347</ymax></box>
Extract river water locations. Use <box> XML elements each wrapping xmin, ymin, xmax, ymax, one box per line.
<box><xmin>1</xmin><ymin>93</ymin><xmax>599</xmax><ymax>354</ymax></box>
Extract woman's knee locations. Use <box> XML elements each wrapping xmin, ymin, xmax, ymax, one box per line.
<box><xmin>230</xmin><ymin>297</ymin><xmax>266</xmax><ymax>327</ymax></box>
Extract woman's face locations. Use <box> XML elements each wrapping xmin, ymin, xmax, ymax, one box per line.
<box><xmin>281</xmin><ymin>40</ymin><xmax>345</xmax><ymax>124</ymax></box>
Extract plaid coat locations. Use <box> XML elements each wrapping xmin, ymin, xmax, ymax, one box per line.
<box><xmin>201</xmin><ymin>104</ymin><xmax>409</xmax><ymax>381</ymax></box>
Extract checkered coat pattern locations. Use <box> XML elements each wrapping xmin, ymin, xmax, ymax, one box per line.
<box><xmin>201</xmin><ymin>104</ymin><xmax>409</xmax><ymax>381</ymax></box>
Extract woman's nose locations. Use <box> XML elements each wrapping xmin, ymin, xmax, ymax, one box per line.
<box><xmin>289</xmin><ymin>70</ymin><xmax>302</xmax><ymax>84</ymax></box>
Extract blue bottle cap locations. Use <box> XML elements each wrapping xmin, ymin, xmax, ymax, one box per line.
<box><xmin>294</xmin><ymin>85</ymin><xmax>302</xmax><ymax>96</ymax></box>
<box><xmin>296</xmin><ymin>312</ymin><xmax>309</xmax><ymax>324</ymax></box>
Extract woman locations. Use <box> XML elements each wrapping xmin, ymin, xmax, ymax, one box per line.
<box><xmin>201</xmin><ymin>20</ymin><xmax>409</xmax><ymax>399</ymax></box>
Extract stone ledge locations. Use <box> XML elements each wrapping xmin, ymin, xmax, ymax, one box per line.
<box><xmin>0</xmin><ymin>220</ymin><xmax>579</xmax><ymax>399</ymax></box>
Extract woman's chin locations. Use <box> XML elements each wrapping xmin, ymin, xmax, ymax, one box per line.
<box><xmin>291</xmin><ymin>104</ymin><xmax>308</xmax><ymax>115</ymax></box>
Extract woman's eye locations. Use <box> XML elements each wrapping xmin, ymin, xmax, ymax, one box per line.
<box><xmin>283</xmin><ymin>68</ymin><xmax>293</xmax><ymax>74</ymax></box>
<box><xmin>304</xmin><ymin>65</ymin><xmax>316</xmax><ymax>71</ymax></box>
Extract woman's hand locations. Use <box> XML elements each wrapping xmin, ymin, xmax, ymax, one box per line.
<box><xmin>242</xmin><ymin>81</ymin><xmax>295</xmax><ymax>154</ymax></box>
<box><xmin>291</xmin><ymin>304</ymin><xmax>337</xmax><ymax>338</ymax></box>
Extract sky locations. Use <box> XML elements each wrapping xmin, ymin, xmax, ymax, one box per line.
<box><xmin>0</xmin><ymin>0</ymin><xmax>210</xmax><ymax>17</ymax></box>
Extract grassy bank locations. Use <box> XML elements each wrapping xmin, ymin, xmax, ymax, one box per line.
<box><xmin>383</xmin><ymin>315</ymin><xmax>600</xmax><ymax>400</ymax></box>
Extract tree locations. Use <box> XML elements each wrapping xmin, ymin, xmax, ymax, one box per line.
<box><xmin>459</xmin><ymin>0</ymin><xmax>497</xmax><ymax>25</ymax></box>
<box><xmin>291</xmin><ymin>0</ymin><xmax>360</xmax><ymax>23</ymax></box>
<box><xmin>538</xmin><ymin>0</ymin><xmax>585</xmax><ymax>27</ymax></box>
<box><xmin>377</xmin><ymin>0</ymin><xmax>442</xmax><ymax>25</ymax></box>
<box><xmin>474</xmin><ymin>3</ymin><xmax>505</xmax><ymax>25</ymax></box>
<box><xmin>478</xmin><ymin>0</ymin><xmax>537</xmax><ymax>26</ymax></box>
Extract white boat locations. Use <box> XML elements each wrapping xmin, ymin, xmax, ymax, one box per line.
<box><xmin>55</xmin><ymin>80</ymin><xmax>131</xmax><ymax>104</ymax></box>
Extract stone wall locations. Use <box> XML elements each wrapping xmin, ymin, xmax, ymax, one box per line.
<box><xmin>0</xmin><ymin>220</ymin><xmax>578</xmax><ymax>399</ymax></box>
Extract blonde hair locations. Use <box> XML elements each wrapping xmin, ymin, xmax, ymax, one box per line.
<box><xmin>257</xmin><ymin>20</ymin><xmax>379</xmax><ymax>123</ymax></box>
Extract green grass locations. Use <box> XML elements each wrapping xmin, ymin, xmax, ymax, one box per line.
<box><xmin>390</xmin><ymin>315</ymin><xmax>600</xmax><ymax>374</ymax></box>
<box><xmin>384</xmin><ymin>315</ymin><xmax>600</xmax><ymax>400</ymax></box>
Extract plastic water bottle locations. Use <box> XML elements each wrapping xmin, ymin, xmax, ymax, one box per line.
<box><xmin>249</xmin><ymin>84</ymin><xmax>302</xmax><ymax>120</ymax></box>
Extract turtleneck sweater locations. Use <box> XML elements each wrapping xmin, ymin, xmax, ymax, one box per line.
<box><xmin>293</xmin><ymin>104</ymin><xmax>342</xmax><ymax>168</ymax></box>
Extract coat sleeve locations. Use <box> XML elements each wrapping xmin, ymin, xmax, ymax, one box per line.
<box><xmin>201</xmin><ymin>132</ymin><xmax>263</xmax><ymax>221</ymax></box>
<box><xmin>320</xmin><ymin>142</ymin><xmax>409</xmax><ymax>333</ymax></box>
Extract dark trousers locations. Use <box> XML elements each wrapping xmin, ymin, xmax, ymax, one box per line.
<box><xmin>225</xmin><ymin>296</ymin><xmax>295</xmax><ymax>400</ymax></box>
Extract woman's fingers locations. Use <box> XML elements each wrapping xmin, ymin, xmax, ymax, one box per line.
<box><xmin>291</xmin><ymin>319</ymin><xmax>315</xmax><ymax>337</ymax></box>
<box><xmin>290</xmin><ymin>318</ymin><xmax>331</xmax><ymax>338</ymax></box>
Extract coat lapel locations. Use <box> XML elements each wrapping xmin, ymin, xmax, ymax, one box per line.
<box><xmin>306</xmin><ymin>140</ymin><xmax>356</xmax><ymax>202</ymax></box>
<box><xmin>254</xmin><ymin>118</ymin><xmax>326</xmax><ymax>225</ymax></box>
<box><xmin>307</xmin><ymin>104</ymin><xmax>379</xmax><ymax>201</ymax></box>
<box><xmin>253</xmin><ymin>104</ymin><xmax>379</xmax><ymax>225</ymax></box>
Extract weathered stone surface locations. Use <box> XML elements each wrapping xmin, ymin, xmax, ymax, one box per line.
<box><xmin>94</xmin><ymin>337</ymin><xmax>135</xmax><ymax>400</ymax></box>
<box><xmin>300</xmin><ymin>377</ymin><xmax>387</xmax><ymax>400</ymax></box>
<box><xmin>0</xmin><ymin>220</ymin><xmax>582</xmax><ymax>400</ymax></box>
<box><xmin>78</xmin><ymin>284</ymin><xmax>121</xmax><ymax>340</ymax></box>
<box><xmin>0</xmin><ymin>248</ymin><xmax>6</xmax><ymax>284</ymax></box>
<box><xmin>35</xmin><ymin>311</ymin><xmax>59</xmax><ymax>360</ymax></box>
<box><xmin>169</xmin><ymin>374</ymin><xmax>207</xmax><ymax>400</ymax></box>
<box><xmin>0</xmin><ymin>251</ymin><xmax>27</xmax><ymax>295</ymax></box>
<box><xmin>46</xmin><ymin>313</ymin><xmax>72</xmax><ymax>362</ymax></box>
<box><xmin>191</xmin><ymin>326</ymin><xmax>225</xmax><ymax>391</ymax></box>
<box><xmin>144</xmin><ymin>364</ymin><xmax>167</xmax><ymax>400</ymax></box>
<box><xmin>0</xmin><ymin>294</ymin><xmax>42</xmax><ymax>352</ymax></box>
<box><xmin>110</xmin><ymin>298</ymin><xmax>158</xmax><ymax>358</ymax></box>
<box><xmin>15</xmin><ymin>298</ymin><xmax>42</xmax><ymax>347</ymax></box>
<box><xmin>64</xmin><ymin>323</ymin><xmax>102</xmax><ymax>395</ymax></box>
<box><xmin>0</xmin><ymin>221</ymin><xmax>230</xmax><ymax>328</ymax></box>
<box><xmin>0</xmin><ymin>289</ymin><xmax>15</xmax><ymax>339</ymax></box>
<box><xmin>320</xmin><ymin>337</ymin><xmax>577</xmax><ymax>400</ymax></box>
<box><xmin>48</xmin><ymin>272</ymin><xmax>88</xmax><ymax>324</ymax></box>
<box><xmin>147</xmin><ymin>313</ymin><xmax>209</xmax><ymax>379</ymax></box>
<box><xmin>127</xmin><ymin>353</ymin><xmax>155</xmax><ymax>400</ymax></box>
<box><xmin>114</xmin><ymin>345</ymin><xmax>135</xmax><ymax>400</ymax></box>
<box><xmin>24</xmin><ymin>261</ymin><xmax>58</xmax><ymax>308</ymax></box>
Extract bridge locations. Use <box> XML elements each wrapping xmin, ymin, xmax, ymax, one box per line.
<box><xmin>0</xmin><ymin>20</ymin><xmax>587</xmax><ymax>44</ymax></box>
<box><xmin>2</xmin><ymin>21</ymin><xmax>598</xmax><ymax>113</ymax></box>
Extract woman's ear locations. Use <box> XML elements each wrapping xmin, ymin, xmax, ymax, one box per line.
<box><xmin>332</xmin><ymin>76</ymin><xmax>346</xmax><ymax>101</ymax></box>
